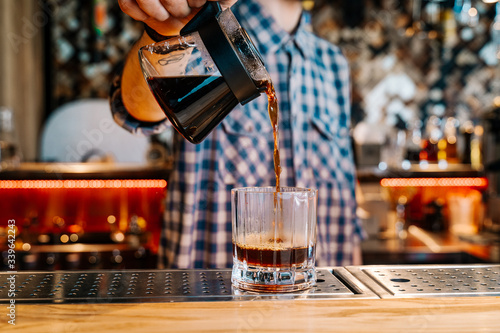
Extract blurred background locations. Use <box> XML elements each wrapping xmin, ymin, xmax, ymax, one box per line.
<box><xmin>0</xmin><ymin>0</ymin><xmax>499</xmax><ymax>269</ymax></box>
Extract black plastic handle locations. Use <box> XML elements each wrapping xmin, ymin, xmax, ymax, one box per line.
<box><xmin>180</xmin><ymin>1</ymin><xmax>262</xmax><ymax>105</ymax></box>
<box><xmin>180</xmin><ymin>2</ymin><xmax>222</xmax><ymax>35</ymax></box>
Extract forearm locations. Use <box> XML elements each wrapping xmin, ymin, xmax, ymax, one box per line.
<box><xmin>121</xmin><ymin>32</ymin><xmax>166</xmax><ymax>122</ymax></box>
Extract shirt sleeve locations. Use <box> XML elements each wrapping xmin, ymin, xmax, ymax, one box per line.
<box><xmin>109</xmin><ymin>62</ymin><xmax>171</xmax><ymax>136</ymax></box>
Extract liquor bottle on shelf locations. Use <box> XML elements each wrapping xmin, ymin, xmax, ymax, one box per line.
<box><xmin>443</xmin><ymin>117</ymin><xmax>459</xmax><ymax>164</ymax></box>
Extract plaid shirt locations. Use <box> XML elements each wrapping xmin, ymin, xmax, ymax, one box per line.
<box><xmin>111</xmin><ymin>0</ymin><xmax>365</xmax><ymax>268</ymax></box>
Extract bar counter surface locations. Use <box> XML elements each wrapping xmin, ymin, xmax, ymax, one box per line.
<box><xmin>5</xmin><ymin>296</ymin><xmax>500</xmax><ymax>332</ymax></box>
<box><xmin>2</xmin><ymin>265</ymin><xmax>500</xmax><ymax>332</ymax></box>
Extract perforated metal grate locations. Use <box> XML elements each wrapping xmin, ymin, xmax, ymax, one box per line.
<box><xmin>0</xmin><ymin>268</ymin><xmax>376</xmax><ymax>303</ymax></box>
<box><xmin>348</xmin><ymin>265</ymin><xmax>500</xmax><ymax>298</ymax></box>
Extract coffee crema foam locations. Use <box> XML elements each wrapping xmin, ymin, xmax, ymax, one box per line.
<box><xmin>236</xmin><ymin>233</ymin><xmax>309</xmax><ymax>250</ymax></box>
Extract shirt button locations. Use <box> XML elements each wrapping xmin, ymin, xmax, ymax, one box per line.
<box><xmin>245</xmin><ymin>124</ymin><xmax>254</xmax><ymax>132</ymax></box>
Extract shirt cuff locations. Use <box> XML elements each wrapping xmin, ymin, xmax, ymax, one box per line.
<box><xmin>109</xmin><ymin>62</ymin><xmax>170</xmax><ymax>136</ymax></box>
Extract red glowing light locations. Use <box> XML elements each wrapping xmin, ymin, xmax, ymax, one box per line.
<box><xmin>380</xmin><ymin>177</ymin><xmax>488</xmax><ymax>189</ymax></box>
<box><xmin>0</xmin><ymin>179</ymin><xmax>167</xmax><ymax>189</ymax></box>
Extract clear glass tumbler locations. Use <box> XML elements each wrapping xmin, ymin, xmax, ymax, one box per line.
<box><xmin>231</xmin><ymin>187</ymin><xmax>317</xmax><ymax>292</ymax></box>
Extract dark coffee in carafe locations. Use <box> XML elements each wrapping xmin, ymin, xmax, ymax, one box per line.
<box><xmin>139</xmin><ymin>2</ymin><xmax>272</xmax><ymax>144</ymax></box>
<box><xmin>147</xmin><ymin>75</ymin><xmax>238</xmax><ymax>143</ymax></box>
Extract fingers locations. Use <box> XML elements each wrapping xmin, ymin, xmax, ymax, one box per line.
<box><xmin>187</xmin><ymin>0</ymin><xmax>206</xmax><ymax>8</ymax></box>
<box><xmin>136</xmin><ymin>0</ymin><xmax>171</xmax><ymax>21</ymax></box>
<box><xmin>118</xmin><ymin>0</ymin><xmax>150</xmax><ymax>21</ymax></box>
<box><xmin>119</xmin><ymin>0</ymin><xmax>170</xmax><ymax>21</ymax></box>
<box><xmin>118</xmin><ymin>0</ymin><xmax>236</xmax><ymax>28</ymax></box>
<box><xmin>159</xmin><ymin>0</ymin><xmax>191</xmax><ymax>18</ymax></box>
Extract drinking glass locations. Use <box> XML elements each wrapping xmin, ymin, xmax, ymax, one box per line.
<box><xmin>231</xmin><ymin>187</ymin><xmax>317</xmax><ymax>292</ymax></box>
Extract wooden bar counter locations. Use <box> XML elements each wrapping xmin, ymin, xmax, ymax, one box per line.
<box><xmin>2</xmin><ymin>265</ymin><xmax>500</xmax><ymax>332</ymax></box>
<box><xmin>3</xmin><ymin>297</ymin><xmax>500</xmax><ymax>332</ymax></box>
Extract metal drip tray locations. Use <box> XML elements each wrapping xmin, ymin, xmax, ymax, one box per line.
<box><xmin>347</xmin><ymin>264</ymin><xmax>500</xmax><ymax>298</ymax></box>
<box><xmin>0</xmin><ymin>268</ymin><xmax>377</xmax><ymax>304</ymax></box>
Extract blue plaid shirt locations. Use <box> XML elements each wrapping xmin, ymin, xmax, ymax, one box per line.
<box><xmin>111</xmin><ymin>0</ymin><xmax>365</xmax><ymax>268</ymax></box>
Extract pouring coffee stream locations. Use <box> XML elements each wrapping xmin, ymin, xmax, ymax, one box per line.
<box><xmin>264</xmin><ymin>81</ymin><xmax>285</xmax><ymax>241</ymax></box>
<box><xmin>264</xmin><ymin>81</ymin><xmax>281</xmax><ymax>194</ymax></box>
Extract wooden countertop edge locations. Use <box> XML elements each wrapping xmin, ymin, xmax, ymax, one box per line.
<box><xmin>5</xmin><ymin>296</ymin><xmax>500</xmax><ymax>332</ymax></box>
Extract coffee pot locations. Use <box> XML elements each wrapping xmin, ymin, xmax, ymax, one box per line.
<box><xmin>139</xmin><ymin>2</ymin><xmax>271</xmax><ymax>144</ymax></box>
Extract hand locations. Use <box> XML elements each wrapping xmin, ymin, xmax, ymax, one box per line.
<box><xmin>118</xmin><ymin>0</ymin><xmax>237</xmax><ymax>36</ymax></box>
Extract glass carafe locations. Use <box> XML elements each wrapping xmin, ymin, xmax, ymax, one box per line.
<box><xmin>139</xmin><ymin>2</ymin><xmax>271</xmax><ymax>144</ymax></box>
